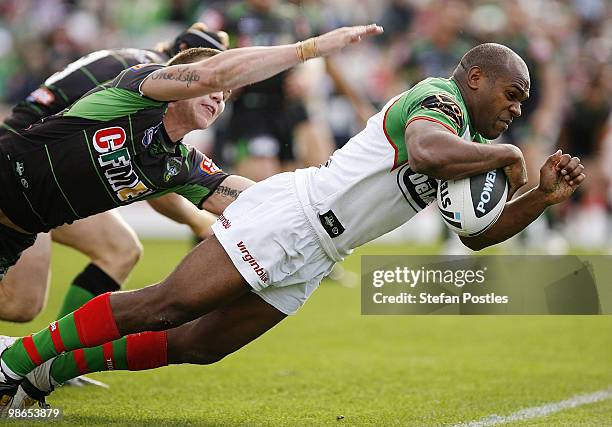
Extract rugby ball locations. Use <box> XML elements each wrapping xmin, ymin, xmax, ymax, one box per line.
<box><xmin>437</xmin><ymin>169</ymin><xmax>507</xmax><ymax>236</ymax></box>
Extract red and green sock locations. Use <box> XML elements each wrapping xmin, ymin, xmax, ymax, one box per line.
<box><xmin>49</xmin><ymin>331</ymin><xmax>168</xmax><ymax>385</ymax></box>
<box><xmin>1</xmin><ymin>293</ymin><xmax>121</xmax><ymax>380</ymax></box>
<box><xmin>57</xmin><ymin>263</ymin><xmax>120</xmax><ymax>319</ymax></box>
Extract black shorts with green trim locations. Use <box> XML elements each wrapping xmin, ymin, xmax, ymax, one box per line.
<box><xmin>0</xmin><ymin>222</ymin><xmax>37</xmax><ymax>279</ymax></box>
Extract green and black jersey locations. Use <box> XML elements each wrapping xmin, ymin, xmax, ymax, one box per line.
<box><xmin>0</xmin><ymin>64</ymin><xmax>228</xmax><ymax>233</ymax></box>
<box><xmin>0</xmin><ymin>48</ymin><xmax>167</xmax><ymax>137</ymax></box>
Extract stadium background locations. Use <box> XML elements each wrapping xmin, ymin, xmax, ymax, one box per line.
<box><xmin>1</xmin><ymin>0</ymin><xmax>611</xmax><ymax>249</ymax></box>
<box><xmin>0</xmin><ymin>0</ymin><xmax>611</xmax><ymax>425</ymax></box>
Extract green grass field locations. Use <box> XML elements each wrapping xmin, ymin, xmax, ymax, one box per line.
<box><xmin>1</xmin><ymin>240</ymin><xmax>611</xmax><ymax>426</ymax></box>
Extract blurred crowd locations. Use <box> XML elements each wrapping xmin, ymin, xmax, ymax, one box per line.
<box><xmin>0</xmin><ymin>0</ymin><xmax>611</xmax><ymax>251</ymax></box>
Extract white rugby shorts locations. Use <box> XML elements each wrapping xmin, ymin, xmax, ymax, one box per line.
<box><xmin>211</xmin><ymin>172</ymin><xmax>336</xmax><ymax>315</ymax></box>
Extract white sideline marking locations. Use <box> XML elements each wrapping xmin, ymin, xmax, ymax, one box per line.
<box><xmin>450</xmin><ymin>388</ymin><xmax>612</xmax><ymax>427</ymax></box>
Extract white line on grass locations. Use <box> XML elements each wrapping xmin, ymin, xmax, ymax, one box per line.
<box><xmin>450</xmin><ymin>387</ymin><xmax>612</xmax><ymax>427</ymax></box>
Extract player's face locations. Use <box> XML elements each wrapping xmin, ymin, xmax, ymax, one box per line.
<box><xmin>185</xmin><ymin>91</ymin><xmax>226</xmax><ymax>130</ymax></box>
<box><xmin>477</xmin><ymin>73</ymin><xmax>529</xmax><ymax>139</ymax></box>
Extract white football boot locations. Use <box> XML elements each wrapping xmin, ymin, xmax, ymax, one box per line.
<box><xmin>0</xmin><ymin>336</ymin><xmax>21</xmax><ymax>416</ymax></box>
<box><xmin>12</xmin><ymin>360</ymin><xmax>109</xmax><ymax>410</ymax></box>
<box><xmin>10</xmin><ymin>359</ymin><xmax>54</xmax><ymax>410</ymax></box>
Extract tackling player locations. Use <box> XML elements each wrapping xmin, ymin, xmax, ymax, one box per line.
<box><xmin>0</xmin><ymin>42</ymin><xmax>585</xmax><ymax>410</ymax></box>
<box><xmin>0</xmin><ymin>24</ymin><xmax>229</xmax><ymax>323</ymax></box>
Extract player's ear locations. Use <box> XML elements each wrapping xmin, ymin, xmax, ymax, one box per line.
<box><xmin>466</xmin><ymin>66</ymin><xmax>483</xmax><ymax>90</ymax></box>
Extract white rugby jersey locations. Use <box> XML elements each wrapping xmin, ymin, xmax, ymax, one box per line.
<box><xmin>294</xmin><ymin>77</ymin><xmax>488</xmax><ymax>260</ymax></box>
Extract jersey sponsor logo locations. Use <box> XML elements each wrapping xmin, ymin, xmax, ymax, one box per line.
<box><xmin>27</xmin><ymin>87</ymin><xmax>55</xmax><ymax>106</ymax></box>
<box><xmin>420</xmin><ymin>94</ymin><xmax>464</xmax><ymax>130</ymax></box>
<box><xmin>93</xmin><ymin>127</ymin><xmax>127</xmax><ymax>153</ymax></box>
<box><xmin>397</xmin><ymin>164</ymin><xmax>437</xmax><ymax>212</ymax></box>
<box><xmin>199</xmin><ymin>155</ymin><xmax>221</xmax><ymax>175</ymax></box>
<box><xmin>116</xmin><ymin>182</ymin><xmax>151</xmax><ymax>201</ymax></box>
<box><xmin>237</xmin><ymin>241</ymin><xmax>269</xmax><ymax>283</ymax></box>
<box><xmin>92</xmin><ymin>126</ymin><xmax>152</xmax><ymax>202</ymax></box>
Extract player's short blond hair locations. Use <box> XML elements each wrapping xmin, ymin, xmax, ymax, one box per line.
<box><xmin>166</xmin><ymin>47</ymin><xmax>232</xmax><ymax>100</ymax></box>
<box><xmin>166</xmin><ymin>47</ymin><xmax>221</xmax><ymax>66</ymax></box>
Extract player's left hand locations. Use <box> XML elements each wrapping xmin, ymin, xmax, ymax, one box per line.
<box><xmin>316</xmin><ymin>24</ymin><xmax>384</xmax><ymax>57</ymax></box>
<box><xmin>537</xmin><ymin>150</ymin><xmax>585</xmax><ymax>205</ymax></box>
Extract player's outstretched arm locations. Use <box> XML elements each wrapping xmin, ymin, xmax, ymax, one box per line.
<box><xmin>406</xmin><ymin>120</ymin><xmax>527</xmax><ymax>196</ymax></box>
<box><xmin>460</xmin><ymin>150</ymin><xmax>585</xmax><ymax>251</ymax></box>
<box><xmin>147</xmin><ymin>193</ymin><xmax>217</xmax><ymax>239</ymax></box>
<box><xmin>140</xmin><ymin>24</ymin><xmax>383</xmax><ymax>102</ymax></box>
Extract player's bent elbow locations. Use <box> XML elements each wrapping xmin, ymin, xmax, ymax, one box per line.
<box><xmin>408</xmin><ymin>154</ymin><xmax>425</xmax><ymax>174</ymax></box>
<box><xmin>408</xmin><ymin>143</ymin><xmax>430</xmax><ymax>174</ymax></box>
<box><xmin>407</xmin><ymin>138</ymin><xmax>447</xmax><ymax>177</ymax></box>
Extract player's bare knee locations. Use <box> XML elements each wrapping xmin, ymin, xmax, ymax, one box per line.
<box><xmin>111</xmin><ymin>234</ymin><xmax>142</xmax><ymax>266</ymax></box>
<box><xmin>121</xmin><ymin>238</ymin><xmax>143</xmax><ymax>267</ymax></box>
<box><xmin>9</xmin><ymin>305</ymin><xmax>41</xmax><ymax>322</ymax></box>
<box><xmin>94</xmin><ymin>235</ymin><xmax>143</xmax><ymax>276</ymax></box>
<box><xmin>0</xmin><ymin>290</ymin><xmax>44</xmax><ymax>322</ymax></box>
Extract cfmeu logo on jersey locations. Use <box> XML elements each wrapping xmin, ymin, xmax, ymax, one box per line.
<box><xmin>93</xmin><ymin>126</ymin><xmax>152</xmax><ymax>202</ymax></box>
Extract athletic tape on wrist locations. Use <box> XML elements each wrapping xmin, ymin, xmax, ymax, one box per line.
<box><xmin>296</xmin><ymin>37</ymin><xmax>318</xmax><ymax>62</ymax></box>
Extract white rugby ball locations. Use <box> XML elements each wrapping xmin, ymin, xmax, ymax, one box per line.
<box><xmin>437</xmin><ymin>169</ymin><xmax>508</xmax><ymax>237</ymax></box>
